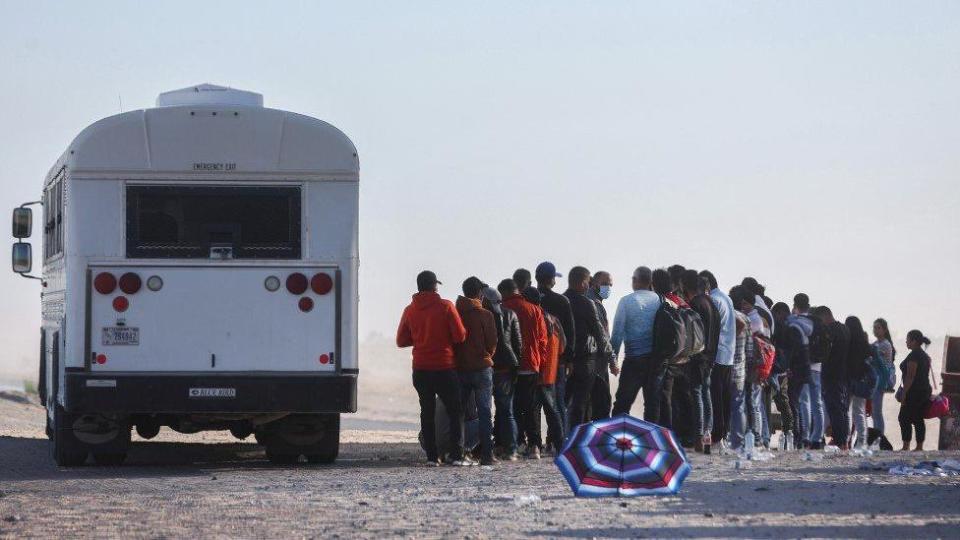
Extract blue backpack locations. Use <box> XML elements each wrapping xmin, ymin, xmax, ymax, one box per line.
<box><xmin>850</xmin><ymin>359</ymin><xmax>880</xmax><ymax>399</ymax></box>
<box><xmin>869</xmin><ymin>343</ymin><xmax>896</xmax><ymax>393</ymax></box>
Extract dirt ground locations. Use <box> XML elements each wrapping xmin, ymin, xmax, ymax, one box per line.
<box><xmin>1</xmin><ymin>392</ymin><xmax>959</xmax><ymax>539</ymax></box>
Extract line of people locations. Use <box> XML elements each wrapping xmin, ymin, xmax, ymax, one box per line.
<box><xmin>396</xmin><ymin>264</ymin><xmax>933</xmax><ymax>466</ymax></box>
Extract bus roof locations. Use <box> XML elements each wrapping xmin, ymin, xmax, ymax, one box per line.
<box><xmin>49</xmin><ymin>85</ymin><xmax>358</xmax><ymax>184</ymax></box>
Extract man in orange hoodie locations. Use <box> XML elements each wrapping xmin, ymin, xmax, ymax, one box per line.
<box><xmin>397</xmin><ymin>270</ymin><xmax>469</xmax><ymax>466</ymax></box>
<box><xmin>454</xmin><ymin>276</ymin><xmax>498</xmax><ymax>465</ymax></box>
<box><xmin>501</xmin><ymin>279</ymin><xmax>548</xmax><ymax>459</ymax></box>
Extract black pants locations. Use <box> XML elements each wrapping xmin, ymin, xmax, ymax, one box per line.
<box><xmin>671</xmin><ymin>362</ymin><xmax>695</xmax><ymax>444</ymax></box>
<box><xmin>413</xmin><ymin>369</ymin><xmax>464</xmax><ymax>461</ymax></box>
<box><xmin>611</xmin><ymin>356</ymin><xmax>662</xmax><ymax>421</ymax></box>
<box><xmin>769</xmin><ymin>375</ymin><xmax>793</xmax><ymax>434</ymax></box>
<box><xmin>711</xmin><ymin>364</ymin><xmax>732</xmax><ymax>443</ymax></box>
<box><xmin>899</xmin><ymin>396</ymin><xmax>927</xmax><ymax>444</ymax></box>
<box><xmin>566</xmin><ymin>356</ymin><xmax>597</xmax><ymax>429</ymax></box>
<box><xmin>788</xmin><ymin>368</ymin><xmax>809</xmax><ymax>447</ymax></box>
<box><xmin>822</xmin><ymin>377</ymin><xmax>850</xmax><ymax>445</ymax></box>
<box><xmin>534</xmin><ymin>384</ymin><xmax>565</xmax><ymax>451</ymax></box>
<box><xmin>590</xmin><ymin>362</ymin><xmax>612</xmax><ymax>421</ymax></box>
<box><xmin>515</xmin><ymin>374</ymin><xmax>540</xmax><ymax>448</ymax></box>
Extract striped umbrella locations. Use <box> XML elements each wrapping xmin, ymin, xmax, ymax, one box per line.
<box><xmin>555</xmin><ymin>414</ymin><xmax>691</xmax><ymax>497</ymax></box>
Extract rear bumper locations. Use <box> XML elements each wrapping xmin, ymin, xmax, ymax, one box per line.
<box><xmin>64</xmin><ymin>372</ymin><xmax>357</xmax><ymax>414</ymax></box>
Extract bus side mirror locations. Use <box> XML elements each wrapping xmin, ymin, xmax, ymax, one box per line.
<box><xmin>12</xmin><ymin>207</ymin><xmax>32</xmax><ymax>238</ymax></box>
<box><xmin>12</xmin><ymin>242</ymin><xmax>32</xmax><ymax>274</ymax></box>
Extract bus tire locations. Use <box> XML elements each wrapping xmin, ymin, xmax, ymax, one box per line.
<box><xmin>306</xmin><ymin>414</ymin><xmax>340</xmax><ymax>464</ymax></box>
<box><xmin>50</xmin><ymin>405</ymin><xmax>87</xmax><ymax>467</ymax></box>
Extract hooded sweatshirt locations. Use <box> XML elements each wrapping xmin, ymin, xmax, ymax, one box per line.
<box><xmin>502</xmin><ymin>292</ymin><xmax>548</xmax><ymax>373</ymax></box>
<box><xmin>785</xmin><ymin>314</ymin><xmax>813</xmax><ymax>372</ymax></box>
<box><xmin>454</xmin><ymin>296</ymin><xmax>498</xmax><ymax>372</ymax></box>
<box><xmin>396</xmin><ymin>291</ymin><xmax>467</xmax><ymax>371</ymax></box>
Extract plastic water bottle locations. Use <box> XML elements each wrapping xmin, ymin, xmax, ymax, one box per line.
<box><xmin>785</xmin><ymin>432</ymin><xmax>794</xmax><ymax>451</ymax></box>
<box><xmin>779</xmin><ymin>432</ymin><xmax>787</xmax><ymax>452</ymax></box>
<box><xmin>744</xmin><ymin>431</ymin><xmax>755</xmax><ymax>456</ymax></box>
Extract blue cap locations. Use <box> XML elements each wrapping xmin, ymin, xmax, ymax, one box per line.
<box><xmin>535</xmin><ymin>261</ymin><xmax>562</xmax><ymax>279</ymax></box>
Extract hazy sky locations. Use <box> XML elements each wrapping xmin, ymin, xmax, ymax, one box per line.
<box><xmin>1</xmin><ymin>1</ymin><xmax>958</xmax><ymax>377</ymax></box>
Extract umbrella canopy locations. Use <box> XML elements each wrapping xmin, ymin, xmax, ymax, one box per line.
<box><xmin>555</xmin><ymin>414</ymin><xmax>691</xmax><ymax>497</ymax></box>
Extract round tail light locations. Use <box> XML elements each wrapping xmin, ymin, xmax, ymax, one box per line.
<box><xmin>146</xmin><ymin>275</ymin><xmax>163</xmax><ymax>291</ymax></box>
<box><xmin>286</xmin><ymin>273</ymin><xmax>308</xmax><ymax>295</ymax></box>
<box><xmin>96</xmin><ymin>354</ymin><xmax>107</xmax><ymax>365</ymax></box>
<box><xmin>298</xmin><ymin>297</ymin><xmax>314</xmax><ymax>312</ymax></box>
<box><xmin>119</xmin><ymin>272</ymin><xmax>142</xmax><ymax>294</ymax></box>
<box><xmin>311</xmin><ymin>273</ymin><xmax>333</xmax><ymax>295</ymax></box>
<box><xmin>94</xmin><ymin>273</ymin><xmax>117</xmax><ymax>295</ymax></box>
<box><xmin>112</xmin><ymin>296</ymin><xmax>129</xmax><ymax>312</ymax></box>
<box><xmin>264</xmin><ymin>276</ymin><xmax>281</xmax><ymax>292</ymax></box>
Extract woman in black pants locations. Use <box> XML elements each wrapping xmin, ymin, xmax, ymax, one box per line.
<box><xmin>896</xmin><ymin>329</ymin><xmax>933</xmax><ymax>451</ymax></box>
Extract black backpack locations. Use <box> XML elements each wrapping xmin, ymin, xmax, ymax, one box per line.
<box><xmin>805</xmin><ymin>315</ymin><xmax>831</xmax><ymax>365</ymax></box>
<box><xmin>679</xmin><ymin>307</ymin><xmax>706</xmax><ymax>358</ymax></box>
<box><xmin>652</xmin><ymin>296</ymin><xmax>686</xmax><ymax>364</ymax></box>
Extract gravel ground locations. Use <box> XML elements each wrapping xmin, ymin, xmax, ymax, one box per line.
<box><xmin>1</xmin><ymin>392</ymin><xmax>959</xmax><ymax>539</ymax></box>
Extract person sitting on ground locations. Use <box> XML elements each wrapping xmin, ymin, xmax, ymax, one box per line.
<box><xmin>897</xmin><ymin>330</ymin><xmax>933</xmax><ymax>452</ymax></box>
<box><xmin>501</xmin><ymin>278</ymin><xmax>548</xmax><ymax>459</ymax></box>
<box><xmin>454</xmin><ymin>277</ymin><xmax>499</xmax><ymax>465</ymax></box>
<box><xmin>396</xmin><ymin>270</ymin><xmax>469</xmax><ymax>466</ymax></box>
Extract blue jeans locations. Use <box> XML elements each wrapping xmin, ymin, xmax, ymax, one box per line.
<box><xmin>799</xmin><ymin>369</ymin><xmax>824</xmax><ymax>444</ymax></box>
<box><xmin>493</xmin><ymin>371</ymin><xmax>517</xmax><ymax>453</ymax></box>
<box><xmin>459</xmin><ymin>367</ymin><xmax>494</xmax><ymax>458</ymax></box>
<box><xmin>871</xmin><ymin>386</ymin><xmax>886</xmax><ymax>436</ymax></box>
<box><xmin>747</xmin><ymin>382</ymin><xmax>763</xmax><ymax>441</ymax></box>
<box><xmin>728</xmin><ymin>372</ymin><xmax>747</xmax><ymax>449</ymax></box>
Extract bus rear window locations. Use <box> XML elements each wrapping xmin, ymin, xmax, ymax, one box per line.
<box><xmin>126</xmin><ymin>186</ymin><xmax>301</xmax><ymax>259</ymax></box>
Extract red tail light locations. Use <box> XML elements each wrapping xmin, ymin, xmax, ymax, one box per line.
<box><xmin>113</xmin><ymin>296</ymin><xmax>129</xmax><ymax>312</ymax></box>
<box><xmin>286</xmin><ymin>273</ymin><xmax>308</xmax><ymax>294</ymax></box>
<box><xmin>96</xmin><ymin>354</ymin><xmax>107</xmax><ymax>365</ymax></box>
<box><xmin>311</xmin><ymin>273</ymin><xmax>333</xmax><ymax>295</ymax></box>
<box><xmin>94</xmin><ymin>273</ymin><xmax>117</xmax><ymax>294</ymax></box>
<box><xmin>119</xmin><ymin>272</ymin><xmax>142</xmax><ymax>294</ymax></box>
<box><xmin>298</xmin><ymin>297</ymin><xmax>314</xmax><ymax>312</ymax></box>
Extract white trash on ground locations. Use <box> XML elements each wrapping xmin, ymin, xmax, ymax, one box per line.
<box><xmin>513</xmin><ymin>494</ymin><xmax>542</xmax><ymax>507</ymax></box>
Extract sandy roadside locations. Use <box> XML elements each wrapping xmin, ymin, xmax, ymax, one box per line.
<box><xmin>1</xmin><ymin>392</ymin><xmax>959</xmax><ymax>539</ymax></box>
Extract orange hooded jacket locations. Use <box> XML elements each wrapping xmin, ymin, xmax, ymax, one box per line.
<box><xmin>396</xmin><ymin>291</ymin><xmax>467</xmax><ymax>371</ymax></box>
<box><xmin>501</xmin><ymin>293</ymin><xmax>548</xmax><ymax>373</ymax></box>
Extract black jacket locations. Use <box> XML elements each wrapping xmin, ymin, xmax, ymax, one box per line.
<box><xmin>822</xmin><ymin>321</ymin><xmax>850</xmax><ymax>383</ymax></box>
<box><xmin>491</xmin><ymin>306</ymin><xmax>523</xmax><ymax>371</ymax></box>
<box><xmin>689</xmin><ymin>293</ymin><xmax>720</xmax><ymax>361</ymax></box>
<box><xmin>539</xmin><ymin>287</ymin><xmax>575</xmax><ymax>365</ymax></box>
<box><xmin>563</xmin><ymin>289</ymin><xmax>611</xmax><ymax>363</ymax></box>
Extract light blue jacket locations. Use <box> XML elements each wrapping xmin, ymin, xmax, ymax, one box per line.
<box><xmin>610</xmin><ymin>290</ymin><xmax>661</xmax><ymax>358</ymax></box>
<box><xmin>710</xmin><ymin>288</ymin><xmax>736</xmax><ymax>366</ymax></box>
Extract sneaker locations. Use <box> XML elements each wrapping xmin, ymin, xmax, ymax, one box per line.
<box><xmin>424</xmin><ymin>458</ymin><xmax>441</xmax><ymax>467</ymax></box>
<box><xmin>526</xmin><ymin>446</ymin><xmax>541</xmax><ymax>460</ymax></box>
<box><xmin>504</xmin><ymin>451</ymin><xmax>520</xmax><ymax>462</ymax></box>
<box><xmin>450</xmin><ymin>455</ymin><xmax>476</xmax><ymax>466</ymax></box>
<box><xmin>480</xmin><ymin>455</ymin><xmax>495</xmax><ymax>466</ymax></box>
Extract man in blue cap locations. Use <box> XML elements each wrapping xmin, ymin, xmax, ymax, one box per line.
<box><xmin>535</xmin><ymin>261</ymin><xmax>575</xmax><ymax>444</ymax></box>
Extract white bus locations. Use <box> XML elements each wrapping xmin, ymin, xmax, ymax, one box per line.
<box><xmin>10</xmin><ymin>84</ymin><xmax>359</xmax><ymax>466</ymax></box>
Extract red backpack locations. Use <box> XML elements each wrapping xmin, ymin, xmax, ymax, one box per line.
<box><xmin>753</xmin><ymin>335</ymin><xmax>776</xmax><ymax>382</ymax></box>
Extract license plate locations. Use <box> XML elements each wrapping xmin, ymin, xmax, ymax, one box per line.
<box><xmin>102</xmin><ymin>327</ymin><xmax>139</xmax><ymax>346</ymax></box>
<box><xmin>189</xmin><ymin>388</ymin><xmax>237</xmax><ymax>398</ymax></box>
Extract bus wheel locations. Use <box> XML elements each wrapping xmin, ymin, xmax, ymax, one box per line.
<box><xmin>306</xmin><ymin>414</ymin><xmax>340</xmax><ymax>464</ymax></box>
<box><xmin>92</xmin><ymin>452</ymin><xmax>127</xmax><ymax>466</ymax></box>
<box><xmin>50</xmin><ymin>405</ymin><xmax>87</xmax><ymax>467</ymax></box>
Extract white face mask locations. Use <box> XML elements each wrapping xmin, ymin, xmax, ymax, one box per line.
<box><xmin>598</xmin><ymin>285</ymin><xmax>612</xmax><ymax>300</ymax></box>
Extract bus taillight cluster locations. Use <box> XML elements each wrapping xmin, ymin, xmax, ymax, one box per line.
<box><xmin>263</xmin><ymin>271</ymin><xmax>332</xmax><ymax>312</ymax></box>
<box><xmin>94</xmin><ymin>271</ymin><xmax>161</xmax><ymax>312</ymax></box>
